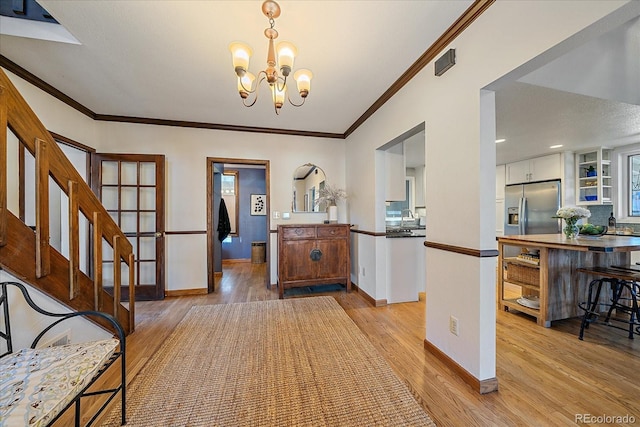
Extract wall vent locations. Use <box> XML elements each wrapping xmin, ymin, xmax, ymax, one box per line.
<box><xmin>435</xmin><ymin>48</ymin><xmax>456</xmax><ymax>76</ymax></box>
<box><xmin>40</xmin><ymin>329</ymin><xmax>71</xmax><ymax>348</ymax></box>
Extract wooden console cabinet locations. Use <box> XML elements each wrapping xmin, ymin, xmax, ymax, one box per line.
<box><xmin>277</xmin><ymin>224</ymin><xmax>351</xmax><ymax>299</ymax></box>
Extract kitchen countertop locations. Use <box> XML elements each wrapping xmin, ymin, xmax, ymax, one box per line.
<box><xmin>386</xmin><ymin>228</ymin><xmax>426</xmax><ymax>238</ymax></box>
<box><xmin>497</xmin><ymin>233</ymin><xmax>640</xmax><ymax>327</ymax></box>
<box><xmin>498</xmin><ymin>234</ymin><xmax>640</xmax><ymax>252</ymax></box>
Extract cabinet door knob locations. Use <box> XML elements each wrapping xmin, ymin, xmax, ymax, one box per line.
<box><xmin>310</xmin><ymin>249</ymin><xmax>323</xmax><ymax>261</ymax></box>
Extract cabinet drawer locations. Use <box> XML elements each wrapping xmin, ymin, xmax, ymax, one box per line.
<box><xmin>317</xmin><ymin>226</ymin><xmax>348</xmax><ymax>238</ymax></box>
<box><xmin>282</xmin><ymin>226</ymin><xmax>316</xmax><ymax>239</ymax></box>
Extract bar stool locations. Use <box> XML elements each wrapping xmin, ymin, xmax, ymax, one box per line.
<box><xmin>576</xmin><ymin>267</ymin><xmax>640</xmax><ymax>340</ymax></box>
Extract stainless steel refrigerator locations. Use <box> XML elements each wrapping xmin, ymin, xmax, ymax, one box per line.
<box><xmin>504</xmin><ymin>180</ymin><xmax>561</xmax><ymax>236</ymax></box>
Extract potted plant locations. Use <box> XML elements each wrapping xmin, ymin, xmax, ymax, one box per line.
<box><xmin>553</xmin><ymin>206</ymin><xmax>591</xmax><ymax>239</ymax></box>
<box><xmin>585</xmin><ymin>165</ymin><xmax>597</xmax><ymax>177</ymax></box>
<box><xmin>316</xmin><ymin>183</ymin><xmax>347</xmax><ymax>223</ymax></box>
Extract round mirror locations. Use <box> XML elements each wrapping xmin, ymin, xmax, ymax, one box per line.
<box><xmin>292</xmin><ymin>163</ymin><xmax>326</xmax><ymax>212</ymax></box>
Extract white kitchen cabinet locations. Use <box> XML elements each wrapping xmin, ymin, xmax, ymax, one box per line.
<box><xmin>496</xmin><ymin>164</ymin><xmax>505</xmax><ymax>236</ymax></box>
<box><xmin>414</xmin><ymin>165</ymin><xmax>426</xmax><ymax>207</ymax></box>
<box><xmin>506</xmin><ymin>160</ymin><xmax>530</xmax><ymax>185</ymax></box>
<box><xmin>505</xmin><ymin>154</ymin><xmax>560</xmax><ymax>185</ymax></box>
<box><xmin>496</xmin><ymin>199</ymin><xmax>504</xmax><ymax>236</ymax></box>
<box><xmin>496</xmin><ymin>164</ymin><xmax>505</xmax><ymax>199</ymax></box>
<box><xmin>575</xmin><ymin>147</ymin><xmax>612</xmax><ymax>205</ymax></box>
<box><xmin>385</xmin><ymin>143</ymin><xmax>406</xmax><ymax>201</ymax></box>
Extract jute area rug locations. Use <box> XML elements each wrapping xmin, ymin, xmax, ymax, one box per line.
<box><xmin>100</xmin><ymin>296</ymin><xmax>436</xmax><ymax>426</ymax></box>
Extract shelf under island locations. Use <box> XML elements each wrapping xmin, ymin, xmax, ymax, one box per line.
<box><xmin>497</xmin><ymin>234</ymin><xmax>640</xmax><ymax>327</ymax></box>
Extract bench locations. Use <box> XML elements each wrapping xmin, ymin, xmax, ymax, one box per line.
<box><xmin>0</xmin><ymin>281</ymin><xmax>126</xmax><ymax>426</ymax></box>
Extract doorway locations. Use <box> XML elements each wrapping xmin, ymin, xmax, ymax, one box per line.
<box><xmin>91</xmin><ymin>153</ymin><xmax>166</xmax><ymax>301</ymax></box>
<box><xmin>206</xmin><ymin>157</ymin><xmax>270</xmax><ymax>292</ymax></box>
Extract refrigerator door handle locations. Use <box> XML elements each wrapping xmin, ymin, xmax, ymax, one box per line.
<box><xmin>520</xmin><ymin>197</ymin><xmax>527</xmax><ymax>235</ymax></box>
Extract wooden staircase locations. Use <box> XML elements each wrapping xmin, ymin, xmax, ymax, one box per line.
<box><xmin>0</xmin><ymin>69</ymin><xmax>134</xmax><ymax>334</ymax></box>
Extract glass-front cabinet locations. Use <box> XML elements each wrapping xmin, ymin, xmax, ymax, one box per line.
<box><xmin>575</xmin><ymin>147</ymin><xmax>612</xmax><ymax>205</ymax></box>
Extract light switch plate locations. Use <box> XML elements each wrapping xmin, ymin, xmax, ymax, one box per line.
<box><xmin>282</xmin><ymin>212</ymin><xmax>291</xmax><ymax>220</ymax></box>
<box><xmin>272</xmin><ymin>211</ymin><xmax>280</xmax><ymax>219</ymax></box>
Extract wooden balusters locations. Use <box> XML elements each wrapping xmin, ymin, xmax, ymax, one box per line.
<box><xmin>0</xmin><ymin>69</ymin><xmax>135</xmax><ymax>334</ymax></box>
<box><xmin>93</xmin><ymin>211</ymin><xmax>103</xmax><ymax>311</ymax></box>
<box><xmin>113</xmin><ymin>234</ymin><xmax>121</xmax><ymax>319</ymax></box>
<box><xmin>35</xmin><ymin>138</ymin><xmax>50</xmax><ymax>278</ymax></box>
<box><xmin>0</xmin><ymin>88</ymin><xmax>7</xmax><ymax>247</ymax></box>
<box><xmin>129</xmin><ymin>252</ymin><xmax>135</xmax><ymax>332</ymax></box>
<box><xmin>68</xmin><ymin>180</ymin><xmax>79</xmax><ymax>299</ymax></box>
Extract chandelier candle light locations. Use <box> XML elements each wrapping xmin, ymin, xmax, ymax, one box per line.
<box><xmin>229</xmin><ymin>0</ymin><xmax>313</xmax><ymax>114</ymax></box>
<box><xmin>554</xmin><ymin>206</ymin><xmax>591</xmax><ymax>239</ymax></box>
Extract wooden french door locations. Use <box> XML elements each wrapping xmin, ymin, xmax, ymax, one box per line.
<box><xmin>92</xmin><ymin>153</ymin><xmax>165</xmax><ymax>300</ymax></box>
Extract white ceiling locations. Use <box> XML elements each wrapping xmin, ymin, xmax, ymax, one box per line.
<box><xmin>495</xmin><ymin>14</ymin><xmax>640</xmax><ymax>165</ymax></box>
<box><xmin>1</xmin><ymin>1</ymin><xmax>638</xmax><ymax>167</ymax></box>
<box><xmin>0</xmin><ymin>0</ymin><xmax>473</xmax><ymax>135</ymax></box>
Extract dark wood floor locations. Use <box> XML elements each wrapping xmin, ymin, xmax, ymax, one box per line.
<box><xmin>93</xmin><ymin>261</ymin><xmax>640</xmax><ymax>426</ymax></box>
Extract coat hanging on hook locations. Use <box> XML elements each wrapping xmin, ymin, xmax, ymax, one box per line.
<box><xmin>218</xmin><ymin>199</ymin><xmax>231</xmax><ymax>241</ymax></box>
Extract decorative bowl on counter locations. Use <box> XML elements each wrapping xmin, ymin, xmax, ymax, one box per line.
<box><xmin>577</xmin><ymin>224</ymin><xmax>607</xmax><ymax>236</ymax></box>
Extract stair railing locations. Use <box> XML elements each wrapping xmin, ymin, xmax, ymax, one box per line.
<box><xmin>0</xmin><ymin>68</ymin><xmax>134</xmax><ymax>333</ymax></box>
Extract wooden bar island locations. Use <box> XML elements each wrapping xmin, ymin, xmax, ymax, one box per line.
<box><xmin>497</xmin><ymin>234</ymin><xmax>640</xmax><ymax>327</ymax></box>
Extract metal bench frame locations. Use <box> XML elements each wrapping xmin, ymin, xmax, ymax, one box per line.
<box><xmin>0</xmin><ymin>281</ymin><xmax>126</xmax><ymax>426</ymax></box>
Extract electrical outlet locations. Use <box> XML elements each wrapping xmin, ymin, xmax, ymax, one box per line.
<box><xmin>449</xmin><ymin>316</ymin><xmax>459</xmax><ymax>336</ymax></box>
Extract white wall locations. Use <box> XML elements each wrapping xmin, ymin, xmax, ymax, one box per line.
<box><xmin>0</xmin><ymin>271</ymin><xmax>109</xmax><ymax>354</ymax></box>
<box><xmin>94</xmin><ymin>122</ymin><xmax>346</xmax><ymax>288</ymax></box>
<box><xmin>345</xmin><ymin>0</ymin><xmax>631</xmax><ymax>382</ymax></box>
<box><xmin>4</xmin><ymin>69</ymin><xmax>347</xmax><ymax>290</ymax></box>
<box><xmin>6</xmin><ymin>70</ymin><xmax>98</xmax><ymax>144</ymax></box>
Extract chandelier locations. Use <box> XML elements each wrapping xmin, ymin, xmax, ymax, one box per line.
<box><xmin>229</xmin><ymin>0</ymin><xmax>312</xmax><ymax>115</ymax></box>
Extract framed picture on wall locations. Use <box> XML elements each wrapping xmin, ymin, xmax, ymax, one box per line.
<box><xmin>250</xmin><ymin>194</ymin><xmax>266</xmax><ymax>216</ymax></box>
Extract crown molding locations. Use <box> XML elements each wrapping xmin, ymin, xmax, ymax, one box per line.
<box><xmin>0</xmin><ymin>0</ymin><xmax>493</xmax><ymax>139</ymax></box>
<box><xmin>94</xmin><ymin>114</ymin><xmax>343</xmax><ymax>139</ymax></box>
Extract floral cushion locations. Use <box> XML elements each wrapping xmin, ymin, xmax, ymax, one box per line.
<box><xmin>0</xmin><ymin>339</ymin><xmax>119</xmax><ymax>427</ymax></box>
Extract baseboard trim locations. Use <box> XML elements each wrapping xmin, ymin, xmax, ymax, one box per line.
<box><xmin>165</xmin><ymin>288</ymin><xmax>208</xmax><ymax>297</ymax></box>
<box><xmin>423</xmin><ymin>338</ymin><xmax>498</xmax><ymax>394</ymax></box>
<box><xmin>222</xmin><ymin>258</ymin><xmax>251</xmax><ymax>264</ymax></box>
<box><xmin>353</xmin><ymin>283</ymin><xmax>387</xmax><ymax>307</ymax></box>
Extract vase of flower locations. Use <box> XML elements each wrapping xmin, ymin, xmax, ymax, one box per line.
<box><xmin>553</xmin><ymin>206</ymin><xmax>591</xmax><ymax>239</ymax></box>
<box><xmin>328</xmin><ymin>202</ymin><xmax>338</xmax><ymax>223</ymax></box>
<box><xmin>563</xmin><ymin>217</ymin><xmax>580</xmax><ymax>239</ymax></box>
<box><xmin>315</xmin><ymin>183</ymin><xmax>347</xmax><ymax>224</ymax></box>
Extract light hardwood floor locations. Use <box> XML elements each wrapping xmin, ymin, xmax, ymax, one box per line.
<box><xmin>94</xmin><ymin>261</ymin><xmax>639</xmax><ymax>426</ymax></box>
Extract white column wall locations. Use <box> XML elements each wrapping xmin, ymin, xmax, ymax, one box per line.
<box><xmin>345</xmin><ymin>0</ymin><xmax>630</xmax><ymax>382</ymax></box>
